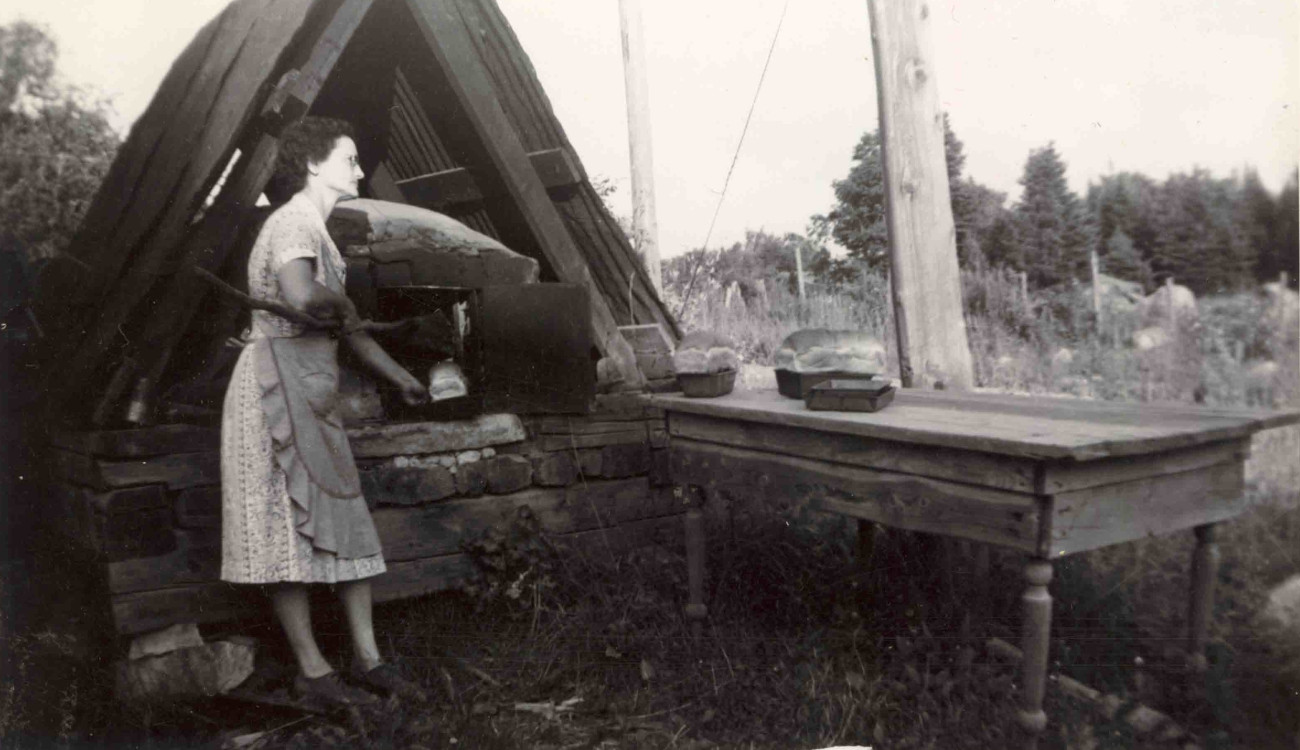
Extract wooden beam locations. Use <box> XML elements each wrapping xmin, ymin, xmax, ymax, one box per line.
<box><xmin>399</xmin><ymin>0</ymin><xmax>642</xmax><ymax>389</ymax></box>
<box><xmin>111</xmin><ymin>0</ymin><xmax>378</xmax><ymax>418</ymax></box>
<box><xmin>395</xmin><ymin>149</ymin><xmax>581</xmax><ymax>208</ymax></box>
<box><xmin>51</xmin><ymin>0</ymin><xmax>317</xmax><ymax>412</ymax></box>
<box><xmin>866</xmin><ymin>0</ymin><xmax>973</xmax><ymax>390</ymax></box>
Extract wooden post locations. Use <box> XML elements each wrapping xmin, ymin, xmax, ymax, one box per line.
<box><xmin>866</xmin><ymin>0</ymin><xmax>974</xmax><ymax>390</ymax></box>
<box><xmin>795</xmin><ymin>239</ymin><xmax>806</xmax><ymax>304</ymax></box>
<box><xmin>1165</xmin><ymin>276</ymin><xmax>1176</xmax><ymax>327</ymax></box>
<box><xmin>619</xmin><ymin>0</ymin><xmax>662</xmax><ymax>295</ymax></box>
<box><xmin>1186</xmin><ymin>523</ymin><xmax>1219</xmax><ymax>673</ymax></box>
<box><xmin>680</xmin><ymin>485</ymin><xmax>708</xmax><ymax>639</ymax></box>
<box><xmin>1090</xmin><ymin>248</ymin><xmax>1101</xmax><ymax>332</ymax></box>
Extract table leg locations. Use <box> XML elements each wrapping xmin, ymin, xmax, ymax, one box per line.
<box><xmin>1187</xmin><ymin>523</ymin><xmax>1219</xmax><ymax>673</ymax></box>
<box><xmin>856</xmin><ymin>520</ymin><xmax>876</xmax><ymax>571</ymax></box>
<box><xmin>680</xmin><ymin>485</ymin><xmax>708</xmax><ymax>639</ymax></box>
<box><xmin>1018</xmin><ymin>558</ymin><xmax>1053</xmax><ymax>750</ymax></box>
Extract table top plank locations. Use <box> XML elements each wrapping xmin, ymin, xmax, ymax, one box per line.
<box><xmin>647</xmin><ymin>388</ymin><xmax>1300</xmax><ymax>462</ymax></box>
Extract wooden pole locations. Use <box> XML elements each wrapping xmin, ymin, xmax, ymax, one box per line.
<box><xmin>619</xmin><ymin>0</ymin><xmax>662</xmax><ymax>295</ymax></box>
<box><xmin>795</xmin><ymin>239</ymin><xmax>806</xmax><ymax>303</ymax></box>
<box><xmin>866</xmin><ymin>0</ymin><xmax>973</xmax><ymax>390</ymax></box>
<box><xmin>1090</xmin><ymin>248</ymin><xmax>1101</xmax><ymax>333</ymax></box>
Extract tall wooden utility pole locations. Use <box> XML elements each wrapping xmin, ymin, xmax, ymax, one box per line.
<box><xmin>619</xmin><ymin>0</ymin><xmax>662</xmax><ymax>294</ymax></box>
<box><xmin>866</xmin><ymin>0</ymin><xmax>973</xmax><ymax>390</ymax></box>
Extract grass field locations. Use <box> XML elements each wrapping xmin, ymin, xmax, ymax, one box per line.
<box><xmin>2</xmin><ymin>273</ymin><xmax>1297</xmax><ymax>749</ymax></box>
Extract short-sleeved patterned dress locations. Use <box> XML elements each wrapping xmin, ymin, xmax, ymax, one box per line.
<box><xmin>220</xmin><ymin>194</ymin><xmax>386</xmax><ymax>584</ymax></box>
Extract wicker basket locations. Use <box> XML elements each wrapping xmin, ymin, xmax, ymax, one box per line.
<box><xmin>677</xmin><ymin>369</ymin><xmax>737</xmax><ymax>398</ymax></box>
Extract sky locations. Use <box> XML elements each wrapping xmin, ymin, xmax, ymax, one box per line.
<box><xmin>3</xmin><ymin>0</ymin><xmax>1296</xmax><ymax>260</ymax></box>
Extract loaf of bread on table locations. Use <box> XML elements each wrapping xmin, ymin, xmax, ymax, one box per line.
<box><xmin>672</xmin><ymin>330</ymin><xmax>739</xmax><ymax>375</ymax></box>
<box><xmin>772</xmin><ymin>329</ymin><xmax>886</xmax><ymax>374</ymax></box>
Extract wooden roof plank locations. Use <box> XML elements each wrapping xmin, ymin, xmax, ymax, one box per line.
<box><xmin>131</xmin><ymin>0</ymin><xmax>378</xmax><ymax>404</ymax></box>
<box><xmin>79</xmin><ymin>0</ymin><xmax>275</xmax><ymax>307</ymax></box>
<box><xmin>469</xmin><ymin>0</ymin><xmax>676</xmax><ymax>336</ymax></box>
<box><xmin>392</xmin><ymin>67</ymin><xmax>456</xmax><ymax>170</ymax></box>
<box><xmin>396</xmin><ymin>148</ymin><xmax>581</xmax><ymax>209</ymax></box>
<box><xmin>402</xmin><ymin>0</ymin><xmax>642</xmax><ymax>387</ymax></box>
<box><xmin>61</xmin><ymin>0</ymin><xmax>378</xmax><ymax>416</ymax></box>
<box><xmin>62</xmin><ymin>11</ymin><xmax>223</xmax><ymax>272</ymax></box>
<box><xmin>50</xmin><ymin>0</ymin><xmax>296</xmax><ymax>402</ymax></box>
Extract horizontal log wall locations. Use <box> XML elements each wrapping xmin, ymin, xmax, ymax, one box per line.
<box><xmin>44</xmin><ymin>395</ymin><xmax>673</xmax><ymax>636</ymax></box>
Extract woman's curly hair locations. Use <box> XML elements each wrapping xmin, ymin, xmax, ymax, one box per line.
<box><xmin>265</xmin><ymin>116</ymin><xmax>356</xmax><ymax>203</ymax></box>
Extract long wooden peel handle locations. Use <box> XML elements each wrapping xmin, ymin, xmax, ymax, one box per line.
<box><xmin>190</xmin><ymin>266</ymin><xmax>426</xmax><ymax>335</ymax></box>
<box><xmin>190</xmin><ymin>266</ymin><xmax>335</xmax><ymax>329</ymax></box>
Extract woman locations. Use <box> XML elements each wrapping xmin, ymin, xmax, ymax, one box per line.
<box><xmin>221</xmin><ymin>117</ymin><xmax>427</xmax><ymax>706</ymax></box>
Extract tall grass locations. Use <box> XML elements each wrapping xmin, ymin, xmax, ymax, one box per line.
<box><xmin>670</xmin><ymin>264</ymin><xmax>1300</xmax><ymax>747</ymax></box>
<box><xmin>4</xmin><ymin>269</ymin><xmax>1295</xmax><ymax>749</ymax></box>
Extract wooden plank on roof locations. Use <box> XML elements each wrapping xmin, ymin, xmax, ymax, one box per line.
<box><xmin>395</xmin><ymin>148</ymin><xmax>581</xmax><ymax>209</ymax></box>
<box><xmin>393</xmin><ymin>68</ymin><xmax>456</xmax><ymax>168</ymax></box>
<box><xmin>51</xmin><ymin>0</ymin><xmax>316</xmax><ymax>411</ymax></box>
<box><xmin>401</xmin><ymin>0</ymin><xmax>642</xmax><ymax>388</ymax></box>
<box><xmin>77</xmin><ymin>0</ymin><xmax>377</xmax><ymax>418</ymax></box>
<box><xmin>61</xmin><ymin>13</ymin><xmax>222</xmax><ymax>270</ymax></box>
<box><xmin>77</xmin><ymin>0</ymin><xmax>273</xmax><ymax>309</ymax></box>
<box><xmin>36</xmin><ymin>8</ymin><xmax>227</xmax><ymax>346</ymax></box>
<box><xmin>467</xmin><ymin>0</ymin><xmax>676</xmax><ymax>337</ymax></box>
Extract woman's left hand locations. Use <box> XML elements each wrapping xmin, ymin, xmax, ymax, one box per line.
<box><xmin>396</xmin><ymin>372</ymin><xmax>429</xmax><ymax>406</ymax></box>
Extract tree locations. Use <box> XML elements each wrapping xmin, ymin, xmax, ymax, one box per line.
<box><xmin>1268</xmin><ymin>171</ymin><xmax>1299</xmax><ymax>288</ymax></box>
<box><xmin>1249</xmin><ymin>168</ymin><xmax>1298</xmax><ymax>287</ymax></box>
<box><xmin>1148</xmin><ymin>169</ymin><xmax>1253</xmax><ymax>294</ymax></box>
<box><xmin>1086</xmin><ymin>172</ymin><xmax>1162</xmax><ymax>287</ymax></box>
<box><xmin>953</xmin><ymin>177</ymin><xmax>1011</xmax><ymax>268</ymax></box>
<box><xmin>822</xmin><ymin>129</ymin><xmax>889</xmax><ymax>267</ymax></box>
<box><xmin>822</xmin><ymin>114</ymin><xmax>973</xmax><ymax>269</ymax></box>
<box><xmin>1013</xmin><ymin>143</ymin><xmax>1093</xmax><ymax>289</ymax></box>
<box><xmin>0</xmin><ymin>21</ymin><xmax>119</xmax><ymax>276</ymax></box>
<box><xmin>1101</xmin><ymin>229</ymin><xmax>1151</xmax><ymax>288</ymax></box>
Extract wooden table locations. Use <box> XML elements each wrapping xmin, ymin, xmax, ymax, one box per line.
<box><xmin>649</xmin><ymin>387</ymin><xmax>1300</xmax><ymax>748</ymax></box>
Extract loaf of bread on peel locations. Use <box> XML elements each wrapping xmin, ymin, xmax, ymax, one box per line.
<box><xmin>428</xmin><ymin>360</ymin><xmax>469</xmax><ymax>401</ymax></box>
<box><xmin>772</xmin><ymin>329</ymin><xmax>886</xmax><ymax>374</ymax></box>
<box><xmin>672</xmin><ymin>330</ymin><xmax>739</xmax><ymax>375</ymax></box>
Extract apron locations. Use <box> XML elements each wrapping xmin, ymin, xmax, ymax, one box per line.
<box><xmin>249</xmin><ymin>251</ymin><xmax>381</xmax><ymax>561</ymax></box>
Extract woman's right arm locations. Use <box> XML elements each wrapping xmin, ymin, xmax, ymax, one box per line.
<box><xmin>277</xmin><ymin>258</ymin><xmax>359</xmax><ymax>329</ymax></box>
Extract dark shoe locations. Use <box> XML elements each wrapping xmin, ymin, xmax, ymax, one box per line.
<box><xmin>354</xmin><ymin>662</ymin><xmax>428</xmax><ymax>702</ymax></box>
<box><xmin>294</xmin><ymin>671</ymin><xmax>379</xmax><ymax>707</ymax></box>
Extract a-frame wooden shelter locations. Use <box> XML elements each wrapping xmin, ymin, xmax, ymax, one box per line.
<box><xmin>33</xmin><ymin>0</ymin><xmax>679</xmax><ymax>426</ymax></box>
<box><xmin>29</xmin><ymin>0</ymin><xmax>686</xmax><ymax>639</ymax></box>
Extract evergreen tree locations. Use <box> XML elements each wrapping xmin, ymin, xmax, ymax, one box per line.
<box><xmin>822</xmin><ymin>115</ymin><xmax>972</xmax><ymax>269</ymax></box>
<box><xmin>954</xmin><ymin>178</ymin><xmax>1011</xmax><ymax>268</ymax></box>
<box><xmin>1240</xmin><ymin>168</ymin><xmax>1276</xmax><ymax>279</ymax></box>
<box><xmin>1273</xmin><ymin>172</ymin><xmax>1299</xmax><ymax>288</ymax></box>
<box><xmin>1255</xmin><ymin>169</ymin><xmax>1298</xmax><ymax>287</ymax></box>
<box><xmin>823</xmin><ymin>129</ymin><xmax>889</xmax><ymax>267</ymax></box>
<box><xmin>1101</xmin><ymin>229</ymin><xmax>1151</xmax><ymax>288</ymax></box>
<box><xmin>1150</xmin><ymin>170</ymin><xmax>1253</xmax><ymax>294</ymax></box>
<box><xmin>1086</xmin><ymin>172</ymin><xmax>1162</xmax><ymax>282</ymax></box>
<box><xmin>1014</xmin><ymin>143</ymin><xmax>1093</xmax><ymax>289</ymax></box>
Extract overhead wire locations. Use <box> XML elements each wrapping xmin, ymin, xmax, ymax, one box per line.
<box><xmin>675</xmin><ymin>0</ymin><xmax>791</xmax><ymax>321</ymax></box>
